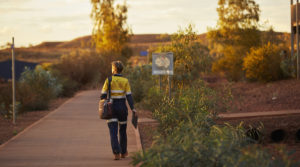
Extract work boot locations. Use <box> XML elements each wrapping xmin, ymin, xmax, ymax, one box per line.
<box><xmin>114</xmin><ymin>154</ymin><xmax>120</xmax><ymax>160</ymax></box>
<box><xmin>121</xmin><ymin>151</ymin><xmax>128</xmax><ymax>158</ymax></box>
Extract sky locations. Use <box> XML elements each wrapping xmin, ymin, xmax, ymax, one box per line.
<box><xmin>0</xmin><ymin>0</ymin><xmax>291</xmax><ymax>47</ymax></box>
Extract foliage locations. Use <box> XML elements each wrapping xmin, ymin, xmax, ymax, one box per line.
<box><xmin>50</xmin><ymin>69</ymin><xmax>79</xmax><ymax>97</ymax></box>
<box><xmin>90</xmin><ymin>0</ymin><xmax>133</xmax><ymax>80</ymax></box>
<box><xmin>0</xmin><ymin>84</ymin><xmax>12</xmax><ymax>118</ymax></box>
<box><xmin>261</xmin><ymin>27</ymin><xmax>285</xmax><ymax>45</ymax></box>
<box><xmin>138</xmin><ymin>87</ymin><xmax>164</xmax><ymax>112</ymax></box>
<box><xmin>243</xmin><ymin>43</ymin><xmax>286</xmax><ymax>82</ymax></box>
<box><xmin>123</xmin><ymin>65</ymin><xmax>163</xmax><ymax>111</ymax></box>
<box><xmin>53</xmin><ymin>50</ymin><xmax>102</xmax><ymax>87</ymax></box>
<box><xmin>124</xmin><ymin>65</ymin><xmax>153</xmax><ymax>102</ymax></box>
<box><xmin>281</xmin><ymin>50</ymin><xmax>296</xmax><ymax>78</ymax></box>
<box><xmin>152</xmin><ymin>81</ymin><xmax>216</xmax><ymax>135</ymax></box>
<box><xmin>154</xmin><ymin>24</ymin><xmax>212</xmax><ymax>85</ymax></box>
<box><xmin>90</xmin><ymin>0</ymin><xmax>131</xmax><ymax>53</ymax></box>
<box><xmin>208</xmin><ymin>0</ymin><xmax>261</xmax><ymax>81</ymax></box>
<box><xmin>18</xmin><ymin>66</ymin><xmax>62</xmax><ymax>110</ymax></box>
<box><xmin>40</xmin><ymin>62</ymin><xmax>79</xmax><ymax>97</ymax></box>
<box><xmin>132</xmin><ymin>83</ymin><xmax>300</xmax><ymax>167</ymax></box>
<box><xmin>211</xmin><ymin>45</ymin><xmax>246</xmax><ymax>81</ymax></box>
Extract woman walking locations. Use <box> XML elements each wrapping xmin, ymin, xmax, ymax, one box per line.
<box><xmin>100</xmin><ymin>61</ymin><xmax>136</xmax><ymax>160</ymax></box>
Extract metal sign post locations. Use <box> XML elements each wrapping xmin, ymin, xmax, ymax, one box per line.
<box><xmin>296</xmin><ymin>0</ymin><xmax>300</xmax><ymax>79</ymax></box>
<box><xmin>152</xmin><ymin>52</ymin><xmax>173</xmax><ymax>98</ymax></box>
<box><xmin>292</xmin><ymin>0</ymin><xmax>295</xmax><ymax>63</ymax></box>
<box><xmin>292</xmin><ymin>1</ymin><xmax>300</xmax><ymax>79</ymax></box>
<box><xmin>11</xmin><ymin>37</ymin><xmax>16</xmax><ymax>124</ymax></box>
<box><xmin>159</xmin><ymin>76</ymin><xmax>162</xmax><ymax>92</ymax></box>
<box><xmin>168</xmin><ymin>75</ymin><xmax>171</xmax><ymax>99</ymax></box>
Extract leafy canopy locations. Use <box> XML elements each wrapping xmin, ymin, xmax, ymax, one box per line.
<box><xmin>90</xmin><ymin>0</ymin><xmax>131</xmax><ymax>53</ymax></box>
<box><xmin>155</xmin><ymin>25</ymin><xmax>212</xmax><ymax>85</ymax></box>
<box><xmin>208</xmin><ymin>0</ymin><xmax>261</xmax><ymax>81</ymax></box>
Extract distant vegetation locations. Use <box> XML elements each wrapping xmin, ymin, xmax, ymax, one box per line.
<box><xmin>208</xmin><ymin>0</ymin><xmax>293</xmax><ymax>82</ymax></box>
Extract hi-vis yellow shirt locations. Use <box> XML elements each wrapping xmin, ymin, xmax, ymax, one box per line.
<box><xmin>101</xmin><ymin>75</ymin><xmax>131</xmax><ymax>99</ymax></box>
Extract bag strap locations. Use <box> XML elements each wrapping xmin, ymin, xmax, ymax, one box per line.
<box><xmin>108</xmin><ymin>76</ymin><xmax>112</xmax><ymax>100</ymax></box>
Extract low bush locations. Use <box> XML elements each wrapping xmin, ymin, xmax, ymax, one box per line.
<box><xmin>212</xmin><ymin>45</ymin><xmax>245</xmax><ymax>81</ymax></box>
<box><xmin>124</xmin><ymin>65</ymin><xmax>154</xmax><ymax>103</ymax></box>
<box><xmin>124</xmin><ymin>65</ymin><xmax>164</xmax><ymax>111</ymax></box>
<box><xmin>18</xmin><ymin>66</ymin><xmax>62</xmax><ymax>110</ymax></box>
<box><xmin>49</xmin><ymin>69</ymin><xmax>79</xmax><ymax>97</ymax></box>
<box><xmin>132</xmin><ymin>83</ymin><xmax>300</xmax><ymax>167</ymax></box>
<box><xmin>280</xmin><ymin>50</ymin><xmax>296</xmax><ymax>78</ymax></box>
<box><xmin>243</xmin><ymin>43</ymin><xmax>286</xmax><ymax>82</ymax></box>
<box><xmin>53</xmin><ymin>50</ymin><xmax>102</xmax><ymax>87</ymax></box>
<box><xmin>0</xmin><ymin>84</ymin><xmax>12</xmax><ymax>118</ymax></box>
<box><xmin>137</xmin><ymin>87</ymin><xmax>164</xmax><ymax>112</ymax></box>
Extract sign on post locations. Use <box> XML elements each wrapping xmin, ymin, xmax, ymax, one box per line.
<box><xmin>152</xmin><ymin>52</ymin><xmax>173</xmax><ymax>98</ymax></box>
<box><xmin>152</xmin><ymin>52</ymin><xmax>173</xmax><ymax>75</ymax></box>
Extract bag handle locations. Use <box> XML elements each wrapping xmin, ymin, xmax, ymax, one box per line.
<box><xmin>108</xmin><ymin>76</ymin><xmax>112</xmax><ymax>100</ymax></box>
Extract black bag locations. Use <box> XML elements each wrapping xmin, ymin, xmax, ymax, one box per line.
<box><xmin>99</xmin><ymin>77</ymin><xmax>113</xmax><ymax>119</ymax></box>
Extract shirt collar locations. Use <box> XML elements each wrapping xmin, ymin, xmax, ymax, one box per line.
<box><xmin>113</xmin><ymin>74</ymin><xmax>122</xmax><ymax>77</ymax></box>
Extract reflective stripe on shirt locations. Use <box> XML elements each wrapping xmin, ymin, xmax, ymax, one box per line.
<box><xmin>111</xmin><ymin>90</ymin><xmax>125</xmax><ymax>93</ymax></box>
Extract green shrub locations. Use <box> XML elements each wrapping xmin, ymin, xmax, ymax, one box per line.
<box><xmin>243</xmin><ymin>43</ymin><xmax>285</xmax><ymax>82</ymax></box>
<box><xmin>124</xmin><ymin>65</ymin><xmax>169</xmax><ymax>111</ymax></box>
<box><xmin>154</xmin><ymin>25</ymin><xmax>212</xmax><ymax>85</ymax></box>
<box><xmin>132</xmin><ymin>83</ymin><xmax>299</xmax><ymax>167</ymax></box>
<box><xmin>280</xmin><ymin>50</ymin><xmax>296</xmax><ymax>78</ymax></box>
<box><xmin>18</xmin><ymin>66</ymin><xmax>62</xmax><ymax>110</ymax></box>
<box><xmin>124</xmin><ymin>65</ymin><xmax>168</xmax><ymax>111</ymax></box>
<box><xmin>152</xmin><ymin>80</ymin><xmax>217</xmax><ymax>135</ymax></box>
<box><xmin>49</xmin><ymin>69</ymin><xmax>79</xmax><ymax>97</ymax></box>
<box><xmin>133</xmin><ymin>123</ymin><xmax>299</xmax><ymax>167</ymax></box>
<box><xmin>124</xmin><ymin>65</ymin><xmax>152</xmax><ymax>103</ymax></box>
<box><xmin>0</xmin><ymin>84</ymin><xmax>12</xmax><ymax>117</ymax></box>
<box><xmin>137</xmin><ymin>87</ymin><xmax>164</xmax><ymax>112</ymax></box>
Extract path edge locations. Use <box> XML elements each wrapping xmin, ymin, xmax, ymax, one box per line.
<box><xmin>134</xmin><ymin>127</ymin><xmax>142</xmax><ymax>151</ymax></box>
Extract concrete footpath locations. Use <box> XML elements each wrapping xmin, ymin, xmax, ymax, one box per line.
<box><xmin>0</xmin><ymin>90</ymin><xmax>140</xmax><ymax>167</ymax></box>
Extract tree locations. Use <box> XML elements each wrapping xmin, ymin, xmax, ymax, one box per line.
<box><xmin>208</xmin><ymin>0</ymin><xmax>261</xmax><ymax>81</ymax></box>
<box><xmin>90</xmin><ymin>0</ymin><xmax>132</xmax><ymax>79</ymax></box>
<box><xmin>90</xmin><ymin>0</ymin><xmax>131</xmax><ymax>54</ymax></box>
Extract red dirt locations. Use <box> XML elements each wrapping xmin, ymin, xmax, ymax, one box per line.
<box><xmin>204</xmin><ymin>76</ymin><xmax>300</xmax><ymax>113</ymax></box>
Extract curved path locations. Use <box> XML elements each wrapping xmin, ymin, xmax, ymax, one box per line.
<box><xmin>0</xmin><ymin>90</ymin><xmax>139</xmax><ymax>167</ymax></box>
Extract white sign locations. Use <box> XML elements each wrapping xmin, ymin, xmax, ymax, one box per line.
<box><xmin>152</xmin><ymin>52</ymin><xmax>173</xmax><ymax>75</ymax></box>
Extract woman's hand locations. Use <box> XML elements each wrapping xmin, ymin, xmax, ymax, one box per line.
<box><xmin>132</xmin><ymin>109</ymin><xmax>138</xmax><ymax>117</ymax></box>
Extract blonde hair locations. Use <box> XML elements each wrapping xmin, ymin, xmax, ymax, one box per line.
<box><xmin>112</xmin><ymin>61</ymin><xmax>124</xmax><ymax>73</ymax></box>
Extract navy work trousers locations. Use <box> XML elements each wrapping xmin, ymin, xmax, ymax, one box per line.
<box><xmin>107</xmin><ymin>99</ymin><xmax>128</xmax><ymax>154</ymax></box>
<box><xmin>108</xmin><ymin>122</ymin><xmax>127</xmax><ymax>154</ymax></box>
